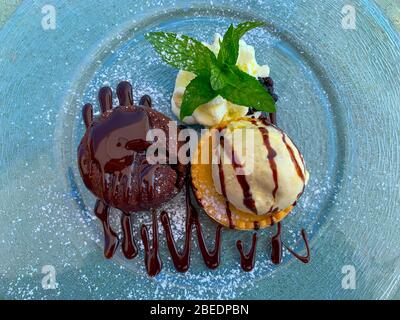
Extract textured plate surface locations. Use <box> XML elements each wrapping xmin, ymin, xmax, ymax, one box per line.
<box><xmin>0</xmin><ymin>0</ymin><xmax>399</xmax><ymax>299</ymax></box>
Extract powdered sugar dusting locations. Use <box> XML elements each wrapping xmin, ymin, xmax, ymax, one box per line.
<box><xmin>1</xmin><ymin>4</ymin><xmax>344</xmax><ymax>300</ymax></box>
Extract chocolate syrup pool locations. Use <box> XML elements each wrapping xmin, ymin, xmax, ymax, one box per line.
<box><xmin>79</xmin><ymin>85</ymin><xmax>310</xmax><ymax>276</ymax></box>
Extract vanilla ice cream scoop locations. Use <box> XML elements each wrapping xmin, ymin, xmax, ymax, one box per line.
<box><xmin>211</xmin><ymin>117</ymin><xmax>309</xmax><ymax>215</ymax></box>
<box><xmin>172</xmin><ymin>34</ymin><xmax>269</xmax><ymax>126</ymax></box>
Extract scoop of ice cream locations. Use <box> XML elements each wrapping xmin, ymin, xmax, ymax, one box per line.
<box><xmin>211</xmin><ymin>118</ymin><xmax>309</xmax><ymax>215</ymax></box>
<box><xmin>171</xmin><ymin>34</ymin><xmax>269</xmax><ymax>126</ymax></box>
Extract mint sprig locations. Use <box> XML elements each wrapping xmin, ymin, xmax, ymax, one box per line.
<box><xmin>146</xmin><ymin>22</ymin><xmax>276</xmax><ymax>120</ymax></box>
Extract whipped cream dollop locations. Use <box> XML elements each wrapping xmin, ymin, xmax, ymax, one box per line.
<box><xmin>211</xmin><ymin>118</ymin><xmax>309</xmax><ymax>215</ymax></box>
<box><xmin>172</xmin><ymin>34</ymin><xmax>270</xmax><ymax>126</ymax></box>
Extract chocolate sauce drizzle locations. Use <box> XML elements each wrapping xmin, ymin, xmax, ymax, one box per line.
<box><xmin>160</xmin><ymin>180</ymin><xmax>222</xmax><ymax>272</ymax></box>
<box><xmin>139</xmin><ymin>163</ymin><xmax>158</xmax><ymax>199</ymax></box>
<box><xmin>121</xmin><ymin>214</ymin><xmax>138</xmax><ymax>259</ymax></box>
<box><xmin>283</xmin><ymin>229</ymin><xmax>310</xmax><ymax>263</ymax></box>
<box><xmin>281</xmin><ymin>132</ymin><xmax>307</xmax><ymax>200</ymax></box>
<box><xmin>84</xmin><ymin>85</ymin><xmax>310</xmax><ymax>275</ymax></box>
<box><xmin>271</xmin><ymin>222</ymin><xmax>283</xmax><ymax>265</ymax></box>
<box><xmin>282</xmin><ymin>133</ymin><xmax>305</xmax><ymax>183</ymax></box>
<box><xmin>96</xmin><ymin>183</ymin><xmax>310</xmax><ymax>275</ymax></box>
<box><xmin>258</xmin><ymin>126</ymin><xmax>279</xmax><ymax>202</ymax></box>
<box><xmin>94</xmin><ymin>200</ymin><xmax>119</xmax><ymax>259</ymax></box>
<box><xmin>216</xmin><ymin>140</ymin><xmax>235</xmax><ymax>229</ymax></box>
<box><xmin>141</xmin><ymin>210</ymin><xmax>162</xmax><ymax>277</ymax></box>
<box><xmin>236</xmin><ymin>233</ymin><xmax>257</xmax><ymax>272</ymax></box>
<box><xmin>219</xmin><ymin>136</ymin><xmax>257</xmax><ymax>214</ymax></box>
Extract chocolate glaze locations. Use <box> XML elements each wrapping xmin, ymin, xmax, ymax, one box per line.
<box><xmin>78</xmin><ymin>82</ymin><xmax>187</xmax><ymax>214</ymax></box>
<box><xmin>139</xmin><ymin>94</ymin><xmax>152</xmax><ymax>108</ymax></box>
<box><xmin>116</xmin><ymin>81</ymin><xmax>133</xmax><ymax>106</ymax></box>
<box><xmin>139</xmin><ymin>163</ymin><xmax>159</xmax><ymax>199</ymax></box>
<box><xmin>98</xmin><ymin>86</ymin><xmax>113</xmax><ymax>113</ymax></box>
<box><xmin>236</xmin><ymin>233</ymin><xmax>257</xmax><ymax>272</ymax></box>
<box><xmin>82</xmin><ymin>103</ymin><xmax>93</xmax><ymax>129</ymax></box>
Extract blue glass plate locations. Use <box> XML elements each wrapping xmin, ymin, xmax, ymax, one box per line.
<box><xmin>0</xmin><ymin>0</ymin><xmax>399</xmax><ymax>299</ymax></box>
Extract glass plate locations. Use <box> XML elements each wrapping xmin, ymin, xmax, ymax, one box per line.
<box><xmin>0</xmin><ymin>0</ymin><xmax>399</xmax><ymax>299</ymax></box>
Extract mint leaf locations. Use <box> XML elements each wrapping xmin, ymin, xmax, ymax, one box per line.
<box><xmin>217</xmin><ymin>24</ymin><xmax>237</xmax><ymax>65</ymax></box>
<box><xmin>146</xmin><ymin>32</ymin><xmax>216</xmax><ymax>76</ymax></box>
<box><xmin>210</xmin><ymin>63</ymin><xmax>226</xmax><ymax>91</ymax></box>
<box><xmin>217</xmin><ymin>66</ymin><xmax>276</xmax><ymax>113</ymax></box>
<box><xmin>210</xmin><ymin>62</ymin><xmax>240</xmax><ymax>91</ymax></box>
<box><xmin>235</xmin><ymin>21</ymin><xmax>264</xmax><ymax>39</ymax></box>
<box><xmin>218</xmin><ymin>21</ymin><xmax>264</xmax><ymax>66</ymax></box>
<box><xmin>180</xmin><ymin>75</ymin><xmax>218</xmax><ymax>120</ymax></box>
